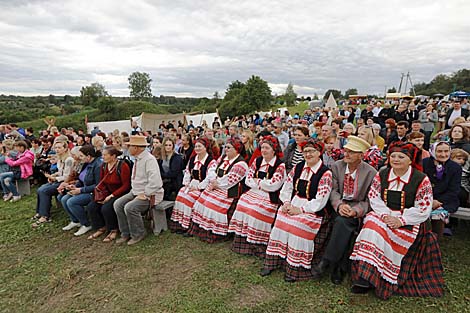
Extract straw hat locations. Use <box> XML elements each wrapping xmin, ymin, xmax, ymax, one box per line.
<box><xmin>128</xmin><ymin>135</ymin><xmax>148</xmax><ymax>146</ymax></box>
<box><xmin>343</xmin><ymin>136</ymin><xmax>370</xmax><ymax>153</ymax></box>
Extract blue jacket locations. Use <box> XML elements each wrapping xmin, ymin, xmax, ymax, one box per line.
<box><xmin>76</xmin><ymin>157</ymin><xmax>102</xmax><ymax>194</ymax></box>
<box><xmin>423</xmin><ymin>157</ymin><xmax>462</xmax><ymax>213</ymax></box>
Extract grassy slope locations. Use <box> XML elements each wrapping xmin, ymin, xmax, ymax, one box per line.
<box><xmin>0</xmin><ymin>190</ymin><xmax>469</xmax><ymax>313</ymax></box>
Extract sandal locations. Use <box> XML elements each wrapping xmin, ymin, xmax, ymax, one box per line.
<box><xmin>31</xmin><ymin>214</ymin><xmax>41</xmax><ymax>221</ymax></box>
<box><xmin>32</xmin><ymin>217</ymin><xmax>51</xmax><ymax>228</ymax></box>
<box><xmin>103</xmin><ymin>230</ymin><xmax>119</xmax><ymax>243</ymax></box>
<box><xmin>87</xmin><ymin>227</ymin><xmax>107</xmax><ymax>240</ymax></box>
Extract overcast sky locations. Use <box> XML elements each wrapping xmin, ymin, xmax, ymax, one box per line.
<box><xmin>1</xmin><ymin>0</ymin><xmax>469</xmax><ymax>97</ymax></box>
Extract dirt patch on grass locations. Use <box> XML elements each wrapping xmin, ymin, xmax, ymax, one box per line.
<box><xmin>232</xmin><ymin>285</ymin><xmax>275</xmax><ymax>308</ymax></box>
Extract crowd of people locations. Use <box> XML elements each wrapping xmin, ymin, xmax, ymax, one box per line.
<box><xmin>1</xmin><ymin>96</ymin><xmax>469</xmax><ymax>299</ymax></box>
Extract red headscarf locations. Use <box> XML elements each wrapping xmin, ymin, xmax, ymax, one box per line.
<box><xmin>260</xmin><ymin>135</ymin><xmax>283</xmax><ymax>158</ymax></box>
<box><xmin>226</xmin><ymin>136</ymin><xmax>245</xmax><ymax>155</ymax></box>
<box><xmin>196</xmin><ymin>136</ymin><xmax>211</xmax><ymax>151</ymax></box>
<box><xmin>299</xmin><ymin>138</ymin><xmax>325</xmax><ymax>155</ymax></box>
<box><xmin>388</xmin><ymin>141</ymin><xmax>422</xmax><ymax>171</ymax></box>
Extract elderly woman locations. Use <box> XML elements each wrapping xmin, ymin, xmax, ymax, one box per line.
<box><xmin>260</xmin><ymin>139</ymin><xmax>333</xmax><ymax>282</ymax></box>
<box><xmin>229</xmin><ymin>136</ymin><xmax>286</xmax><ymax>257</ymax></box>
<box><xmin>282</xmin><ymin>126</ymin><xmax>309</xmax><ymax>173</ymax></box>
<box><xmin>188</xmin><ymin>136</ymin><xmax>249</xmax><ymax>243</ymax></box>
<box><xmin>350</xmin><ymin>142</ymin><xmax>444</xmax><ymax>299</ymax></box>
<box><xmin>32</xmin><ymin>141</ymin><xmax>75</xmax><ymax>226</ymax></box>
<box><xmin>423</xmin><ymin>142</ymin><xmax>462</xmax><ymax>238</ymax></box>
<box><xmin>1</xmin><ymin>141</ymin><xmax>34</xmax><ymax>202</ymax></box>
<box><xmin>86</xmin><ymin>146</ymin><xmax>132</xmax><ymax>242</ymax></box>
<box><xmin>170</xmin><ymin>137</ymin><xmax>216</xmax><ymax>233</ymax></box>
<box><xmin>59</xmin><ymin>146</ymin><xmax>102</xmax><ymax>236</ymax></box>
<box><xmin>158</xmin><ymin>137</ymin><xmax>184</xmax><ymax>201</ymax></box>
<box><xmin>357</xmin><ymin>126</ymin><xmax>383</xmax><ymax>170</ymax></box>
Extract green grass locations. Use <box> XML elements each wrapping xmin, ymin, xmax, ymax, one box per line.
<box><xmin>1</xmin><ymin>190</ymin><xmax>469</xmax><ymax>313</ymax></box>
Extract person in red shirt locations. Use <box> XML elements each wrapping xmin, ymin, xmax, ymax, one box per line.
<box><xmin>87</xmin><ymin>146</ymin><xmax>132</xmax><ymax>242</ymax></box>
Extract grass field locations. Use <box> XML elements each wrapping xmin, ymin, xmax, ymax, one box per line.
<box><xmin>1</xmin><ymin>190</ymin><xmax>469</xmax><ymax>313</ymax></box>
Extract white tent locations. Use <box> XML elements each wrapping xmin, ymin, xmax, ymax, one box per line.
<box><xmin>185</xmin><ymin>112</ymin><xmax>220</xmax><ymax>128</ymax></box>
<box><xmin>87</xmin><ymin>115</ymin><xmax>141</xmax><ymax>134</ymax></box>
<box><xmin>325</xmin><ymin>93</ymin><xmax>338</xmax><ymax>109</ymax></box>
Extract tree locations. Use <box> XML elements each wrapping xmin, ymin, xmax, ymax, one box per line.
<box><xmin>387</xmin><ymin>87</ymin><xmax>397</xmax><ymax>93</ymax></box>
<box><xmin>344</xmin><ymin>88</ymin><xmax>358</xmax><ymax>98</ymax></box>
<box><xmin>313</xmin><ymin>93</ymin><xmax>319</xmax><ymax>100</ymax></box>
<box><xmin>96</xmin><ymin>96</ymin><xmax>117</xmax><ymax>117</ymax></box>
<box><xmin>323</xmin><ymin>89</ymin><xmax>342</xmax><ymax>100</ymax></box>
<box><xmin>48</xmin><ymin>94</ymin><xmax>57</xmax><ymax>105</ymax></box>
<box><xmin>284</xmin><ymin>82</ymin><xmax>297</xmax><ymax>106</ymax></box>
<box><xmin>128</xmin><ymin>72</ymin><xmax>153</xmax><ymax>100</ymax></box>
<box><xmin>242</xmin><ymin>75</ymin><xmax>272</xmax><ymax>111</ymax></box>
<box><xmin>80</xmin><ymin>82</ymin><xmax>108</xmax><ymax>106</ymax></box>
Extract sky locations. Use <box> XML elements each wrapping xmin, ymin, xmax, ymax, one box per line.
<box><xmin>1</xmin><ymin>0</ymin><xmax>469</xmax><ymax>98</ymax></box>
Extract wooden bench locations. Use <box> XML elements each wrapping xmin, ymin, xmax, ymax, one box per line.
<box><xmin>150</xmin><ymin>200</ymin><xmax>174</xmax><ymax>235</ymax></box>
<box><xmin>451</xmin><ymin>207</ymin><xmax>470</xmax><ymax>220</ymax></box>
<box><xmin>16</xmin><ymin>179</ymin><xmax>31</xmax><ymax>196</ymax></box>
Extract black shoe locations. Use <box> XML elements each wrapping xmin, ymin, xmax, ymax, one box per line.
<box><xmin>351</xmin><ymin>285</ymin><xmax>370</xmax><ymax>294</ymax></box>
<box><xmin>183</xmin><ymin>232</ymin><xmax>193</xmax><ymax>237</ymax></box>
<box><xmin>330</xmin><ymin>266</ymin><xmax>344</xmax><ymax>285</ymax></box>
<box><xmin>284</xmin><ymin>276</ymin><xmax>296</xmax><ymax>283</ymax></box>
<box><xmin>260</xmin><ymin>268</ymin><xmax>273</xmax><ymax>277</ymax></box>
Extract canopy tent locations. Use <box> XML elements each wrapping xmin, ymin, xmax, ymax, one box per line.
<box><xmin>325</xmin><ymin>93</ymin><xmax>338</xmax><ymax>109</ymax></box>
<box><xmin>185</xmin><ymin>112</ymin><xmax>220</xmax><ymax>128</ymax></box>
<box><xmin>140</xmin><ymin>112</ymin><xmax>186</xmax><ymax>134</ymax></box>
<box><xmin>87</xmin><ymin>115</ymin><xmax>141</xmax><ymax>134</ymax></box>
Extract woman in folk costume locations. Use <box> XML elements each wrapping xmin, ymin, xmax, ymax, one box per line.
<box><xmin>350</xmin><ymin>141</ymin><xmax>444</xmax><ymax>299</ymax></box>
<box><xmin>188</xmin><ymin>136</ymin><xmax>249</xmax><ymax>243</ymax></box>
<box><xmin>260</xmin><ymin>138</ymin><xmax>333</xmax><ymax>282</ymax></box>
<box><xmin>170</xmin><ymin>136</ymin><xmax>217</xmax><ymax>233</ymax></box>
<box><xmin>228</xmin><ymin>136</ymin><xmax>286</xmax><ymax>257</ymax></box>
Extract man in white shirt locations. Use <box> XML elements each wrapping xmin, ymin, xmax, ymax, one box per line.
<box><xmin>272</xmin><ymin>122</ymin><xmax>289</xmax><ymax>151</ymax></box>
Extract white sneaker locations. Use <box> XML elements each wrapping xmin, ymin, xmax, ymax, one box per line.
<box><xmin>74</xmin><ymin>225</ymin><xmax>92</xmax><ymax>236</ymax></box>
<box><xmin>62</xmin><ymin>221</ymin><xmax>81</xmax><ymax>231</ymax></box>
<box><xmin>3</xmin><ymin>193</ymin><xmax>13</xmax><ymax>201</ymax></box>
<box><xmin>10</xmin><ymin>196</ymin><xmax>21</xmax><ymax>202</ymax></box>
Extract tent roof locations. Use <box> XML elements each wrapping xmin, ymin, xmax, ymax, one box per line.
<box><xmin>325</xmin><ymin>93</ymin><xmax>337</xmax><ymax>109</ymax></box>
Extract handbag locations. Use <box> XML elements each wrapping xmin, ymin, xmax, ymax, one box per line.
<box><xmin>93</xmin><ymin>164</ymin><xmax>112</xmax><ymax>203</ymax></box>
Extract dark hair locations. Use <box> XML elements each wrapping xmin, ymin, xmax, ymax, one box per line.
<box><xmin>31</xmin><ymin>138</ymin><xmax>41</xmax><ymax>145</ymax></box>
<box><xmin>79</xmin><ymin>145</ymin><xmax>101</xmax><ymax>158</ymax></box>
<box><xmin>13</xmin><ymin>140</ymin><xmax>28</xmax><ymax>150</ymax></box>
<box><xmin>103</xmin><ymin>146</ymin><xmax>123</xmax><ymax>157</ymax></box>
<box><xmin>26</xmin><ymin>127</ymin><xmax>34</xmax><ymax>133</ymax></box>
<box><xmin>411</xmin><ymin>120</ymin><xmax>421</xmax><ymax>125</ymax></box>
<box><xmin>293</xmin><ymin>126</ymin><xmax>309</xmax><ymax>137</ymax></box>
<box><xmin>450</xmin><ymin>124</ymin><xmax>469</xmax><ymax>142</ymax></box>
<box><xmin>332</xmin><ymin>118</ymin><xmax>342</xmax><ymax>126</ymax></box>
<box><xmin>397</xmin><ymin>121</ymin><xmax>409</xmax><ymax>129</ymax></box>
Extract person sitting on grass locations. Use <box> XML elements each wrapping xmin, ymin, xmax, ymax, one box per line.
<box><xmin>59</xmin><ymin>145</ymin><xmax>102</xmax><ymax>237</ymax></box>
<box><xmin>114</xmin><ymin>136</ymin><xmax>164</xmax><ymax>246</ymax></box>
<box><xmin>86</xmin><ymin>146</ymin><xmax>132</xmax><ymax>242</ymax></box>
<box><xmin>32</xmin><ymin>141</ymin><xmax>74</xmax><ymax>227</ymax></box>
<box><xmin>1</xmin><ymin>140</ymin><xmax>34</xmax><ymax>202</ymax></box>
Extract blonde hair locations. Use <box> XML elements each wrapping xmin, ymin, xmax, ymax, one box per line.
<box><xmin>242</xmin><ymin>130</ymin><xmax>254</xmax><ymax>153</ymax></box>
<box><xmin>53</xmin><ymin>141</ymin><xmax>71</xmax><ymax>162</ymax></box>
<box><xmin>161</xmin><ymin>137</ymin><xmax>175</xmax><ymax>160</ymax></box>
<box><xmin>453</xmin><ymin>117</ymin><xmax>466</xmax><ymax>126</ymax></box>
<box><xmin>358</xmin><ymin>126</ymin><xmax>376</xmax><ymax>146</ymax></box>
<box><xmin>451</xmin><ymin>148</ymin><xmax>469</xmax><ymax>161</ymax></box>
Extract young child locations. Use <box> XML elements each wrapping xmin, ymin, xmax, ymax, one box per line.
<box><xmin>322</xmin><ymin>135</ymin><xmax>342</xmax><ymax>168</ymax></box>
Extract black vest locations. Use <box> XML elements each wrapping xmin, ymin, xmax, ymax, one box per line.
<box><xmin>188</xmin><ymin>155</ymin><xmax>213</xmax><ymax>182</ymax></box>
<box><xmin>216</xmin><ymin>155</ymin><xmax>247</xmax><ymax>199</ymax></box>
<box><xmin>254</xmin><ymin>156</ymin><xmax>283</xmax><ymax>204</ymax></box>
<box><xmin>291</xmin><ymin>161</ymin><xmax>332</xmax><ymax>216</ymax></box>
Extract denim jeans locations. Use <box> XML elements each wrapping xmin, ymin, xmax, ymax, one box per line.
<box><xmin>114</xmin><ymin>192</ymin><xmax>150</xmax><ymax>238</ymax></box>
<box><xmin>58</xmin><ymin>193</ymin><xmax>93</xmax><ymax>226</ymax></box>
<box><xmin>0</xmin><ymin>172</ymin><xmax>19</xmax><ymax>196</ymax></box>
<box><xmin>36</xmin><ymin>182</ymin><xmax>60</xmax><ymax>218</ymax></box>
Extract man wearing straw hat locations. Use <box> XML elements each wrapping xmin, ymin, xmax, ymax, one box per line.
<box><xmin>315</xmin><ymin>136</ymin><xmax>377</xmax><ymax>284</ymax></box>
<box><xmin>114</xmin><ymin>135</ymin><xmax>164</xmax><ymax>245</ymax></box>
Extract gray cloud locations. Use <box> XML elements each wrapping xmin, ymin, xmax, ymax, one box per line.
<box><xmin>0</xmin><ymin>0</ymin><xmax>469</xmax><ymax>97</ymax></box>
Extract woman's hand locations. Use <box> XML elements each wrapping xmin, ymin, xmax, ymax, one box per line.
<box><xmin>68</xmin><ymin>186</ymin><xmax>80</xmax><ymax>195</ymax></box>
<box><xmin>432</xmin><ymin>199</ymin><xmax>443</xmax><ymax>210</ymax></box>
<box><xmin>382</xmin><ymin>215</ymin><xmax>403</xmax><ymax>229</ymax></box>
<box><xmin>287</xmin><ymin>205</ymin><xmax>302</xmax><ymax>216</ymax></box>
<box><xmin>102</xmin><ymin>194</ymin><xmax>114</xmax><ymax>203</ymax></box>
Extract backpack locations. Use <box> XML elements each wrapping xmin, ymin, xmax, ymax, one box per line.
<box><xmin>117</xmin><ymin>155</ymin><xmax>134</xmax><ymax>177</ymax></box>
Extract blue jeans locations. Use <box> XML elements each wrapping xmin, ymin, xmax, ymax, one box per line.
<box><xmin>58</xmin><ymin>193</ymin><xmax>92</xmax><ymax>226</ymax></box>
<box><xmin>36</xmin><ymin>182</ymin><xmax>60</xmax><ymax>218</ymax></box>
<box><xmin>0</xmin><ymin>172</ymin><xmax>19</xmax><ymax>196</ymax></box>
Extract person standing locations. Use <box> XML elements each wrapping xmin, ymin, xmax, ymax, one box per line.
<box><xmin>114</xmin><ymin>136</ymin><xmax>164</xmax><ymax>245</ymax></box>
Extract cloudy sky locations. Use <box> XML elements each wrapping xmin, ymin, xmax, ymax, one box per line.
<box><xmin>1</xmin><ymin>0</ymin><xmax>469</xmax><ymax>97</ymax></box>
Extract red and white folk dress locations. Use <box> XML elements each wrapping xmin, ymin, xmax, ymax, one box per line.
<box><xmin>350</xmin><ymin>166</ymin><xmax>444</xmax><ymax>299</ymax></box>
<box><xmin>188</xmin><ymin>154</ymin><xmax>249</xmax><ymax>243</ymax></box>
<box><xmin>170</xmin><ymin>154</ymin><xmax>216</xmax><ymax>232</ymax></box>
<box><xmin>264</xmin><ymin>160</ymin><xmax>333</xmax><ymax>281</ymax></box>
<box><xmin>228</xmin><ymin>156</ymin><xmax>286</xmax><ymax>257</ymax></box>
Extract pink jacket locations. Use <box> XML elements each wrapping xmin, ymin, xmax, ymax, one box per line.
<box><xmin>6</xmin><ymin>150</ymin><xmax>34</xmax><ymax>179</ymax></box>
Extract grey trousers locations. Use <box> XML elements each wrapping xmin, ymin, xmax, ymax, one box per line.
<box><xmin>114</xmin><ymin>191</ymin><xmax>150</xmax><ymax>238</ymax></box>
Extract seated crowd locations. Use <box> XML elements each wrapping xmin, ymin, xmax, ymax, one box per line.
<box><xmin>1</xmin><ymin>97</ymin><xmax>469</xmax><ymax>300</ymax></box>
